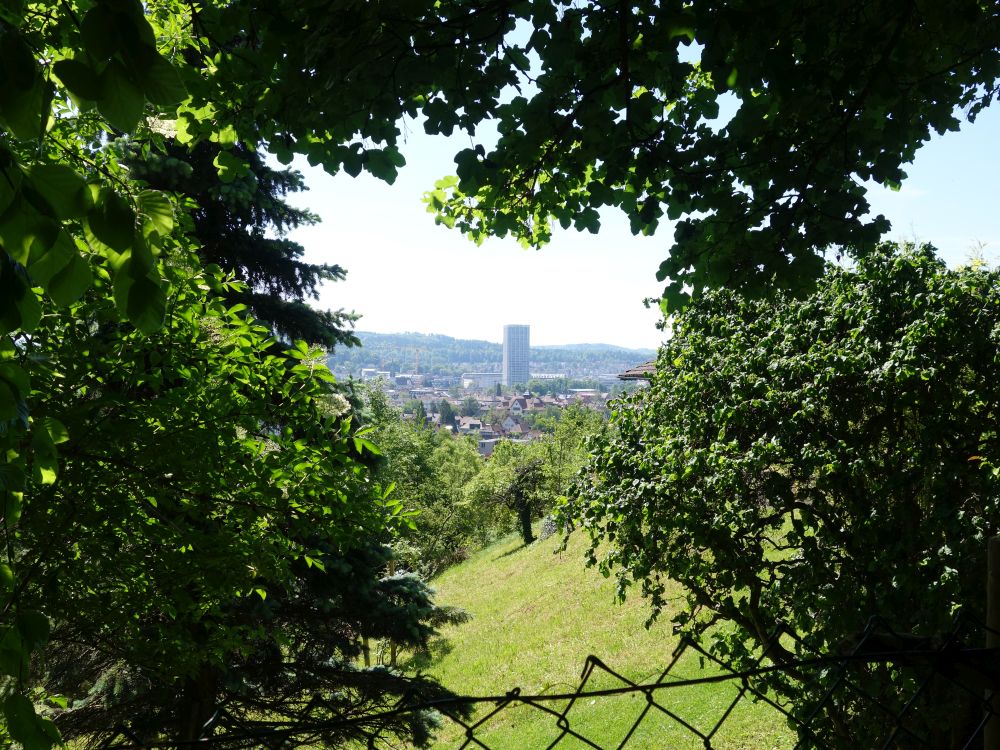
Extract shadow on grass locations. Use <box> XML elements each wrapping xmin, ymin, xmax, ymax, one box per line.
<box><xmin>492</xmin><ymin>542</ymin><xmax>530</xmax><ymax>560</ymax></box>
<box><xmin>403</xmin><ymin>636</ymin><xmax>456</xmax><ymax>670</ymax></box>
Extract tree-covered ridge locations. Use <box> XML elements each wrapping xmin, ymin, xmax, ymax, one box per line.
<box><xmin>328</xmin><ymin>331</ymin><xmax>656</xmax><ymax>377</ymax></box>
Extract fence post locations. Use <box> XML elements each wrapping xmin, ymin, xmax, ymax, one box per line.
<box><xmin>986</xmin><ymin>536</ymin><xmax>1000</xmax><ymax>750</ymax></box>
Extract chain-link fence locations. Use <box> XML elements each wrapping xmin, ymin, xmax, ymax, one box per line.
<box><xmin>96</xmin><ymin>614</ymin><xmax>1000</xmax><ymax>749</ymax></box>
<box><xmin>421</xmin><ymin>614</ymin><xmax>999</xmax><ymax>749</ymax></box>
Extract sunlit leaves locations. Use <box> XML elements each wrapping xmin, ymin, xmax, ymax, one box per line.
<box><xmin>564</xmin><ymin>244</ymin><xmax>1000</xmax><ymax>744</ymax></box>
<box><xmin>213</xmin><ymin>150</ymin><xmax>248</xmax><ymax>183</ymax></box>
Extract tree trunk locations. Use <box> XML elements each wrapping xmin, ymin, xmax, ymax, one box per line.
<box><xmin>517</xmin><ymin>500</ymin><xmax>535</xmax><ymax>545</ymax></box>
<box><xmin>177</xmin><ymin>666</ymin><xmax>219</xmax><ymax>743</ymax></box>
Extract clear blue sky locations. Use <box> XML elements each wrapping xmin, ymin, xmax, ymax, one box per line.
<box><xmin>285</xmin><ymin>105</ymin><xmax>1000</xmax><ymax>350</ymax></box>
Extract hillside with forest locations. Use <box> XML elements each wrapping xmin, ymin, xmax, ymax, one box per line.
<box><xmin>328</xmin><ymin>331</ymin><xmax>657</xmax><ymax>378</ymax></box>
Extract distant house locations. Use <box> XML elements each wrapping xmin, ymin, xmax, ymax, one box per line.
<box><xmin>477</xmin><ymin>438</ymin><xmax>501</xmax><ymax>457</ymax></box>
<box><xmin>507</xmin><ymin>422</ymin><xmax>530</xmax><ymax>437</ymax></box>
<box><xmin>507</xmin><ymin>395</ymin><xmax>528</xmax><ymax>415</ymax></box>
<box><xmin>618</xmin><ymin>361</ymin><xmax>657</xmax><ymax>381</ymax></box>
<box><xmin>458</xmin><ymin>416</ymin><xmax>483</xmax><ymax>433</ymax></box>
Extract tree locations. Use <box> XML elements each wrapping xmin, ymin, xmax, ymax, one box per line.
<box><xmin>427</xmin><ymin>1</ymin><xmax>1000</xmax><ymax>306</ymax></box>
<box><xmin>0</xmin><ymin>2</ymin><xmax>481</xmax><ymax>744</ymax></box>
<box><xmin>128</xmin><ymin>141</ymin><xmax>359</xmax><ymax>347</ymax></box>
<box><xmin>0</xmin><ymin>245</ymin><xmax>462</xmax><ymax>749</ymax></box>
<box><xmin>460</xmin><ymin>397</ymin><xmax>481</xmax><ymax>417</ymax></box>
<box><xmin>465</xmin><ymin>442</ymin><xmax>547</xmax><ymax>546</ymax></box>
<box><xmin>540</xmin><ymin>404</ymin><xmax>605</xmax><ymax>499</ymax></box>
<box><xmin>562</xmin><ymin>244</ymin><xmax>1000</xmax><ymax>745</ymax></box>
<box><xmin>360</xmin><ymin>387</ymin><xmax>485</xmax><ymax>575</ymax></box>
<box><xmin>439</xmin><ymin>399</ymin><xmax>457</xmax><ymax>428</ymax></box>
<box><xmin>1</xmin><ymin>1</ymin><xmax>997</xmax><ymax>743</ymax></box>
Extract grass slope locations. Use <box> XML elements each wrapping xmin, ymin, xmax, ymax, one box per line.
<box><xmin>416</xmin><ymin>531</ymin><xmax>794</xmax><ymax>749</ymax></box>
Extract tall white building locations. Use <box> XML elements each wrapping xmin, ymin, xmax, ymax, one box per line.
<box><xmin>502</xmin><ymin>324</ymin><xmax>530</xmax><ymax>386</ymax></box>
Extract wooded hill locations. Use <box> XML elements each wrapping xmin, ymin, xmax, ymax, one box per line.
<box><xmin>328</xmin><ymin>331</ymin><xmax>657</xmax><ymax>378</ymax></box>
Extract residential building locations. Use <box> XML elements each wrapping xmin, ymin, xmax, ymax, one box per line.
<box><xmin>502</xmin><ymin>324</ymin><xmax>530</xmax><ymax>386</ymax></box>
<box><xmin>461</xmin><ymin>372</ymin><xmax>502</xmax><ymax>389</ymax></box>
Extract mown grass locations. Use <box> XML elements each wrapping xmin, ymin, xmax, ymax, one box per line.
<box><xmin>410</xmin><ymin>529</ymin><xmax>795</xmax><ymax>749</ymax></box>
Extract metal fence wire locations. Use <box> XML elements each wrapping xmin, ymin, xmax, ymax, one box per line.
<box><xmin>97</xmin><ymin>614</ymin><xmax>1000</xmax><ymax>749</ymax></box>
<box><xmin>414</xmin><ymin>614</ymin><xmax>1000</xmax><ymax>750</ymax></box>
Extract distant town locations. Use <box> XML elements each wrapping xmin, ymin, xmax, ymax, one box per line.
<box><xmin>328</xmin><ymin>325</ymin><xmax>657</xmax><ymax>455</ymax></box>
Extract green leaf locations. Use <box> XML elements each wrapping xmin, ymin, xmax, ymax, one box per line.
<box><xmin>0</xmin><ymin>255</ymin><xmax>41</xmax><ymax>334</ymax></box>
<box><xmin>15</xmin><ymin>610</ymin><xmax>50</xmax><ymax>649</ymax></box>
<box><xmin>213</xmin><ymin>150</ymin><xmax>247</xmax><ymax>183</ymax></box>
<box><xmin>129</xmin><ymin>233</ymin><xmax>155</xmax><ymax>277</ymax></box>
<box><xmin>4</xmin><ymin>491</ymin><xmax>23</xmax><ymax>525</ymax></box>
<box><xmin>25</xmin><ymin>164</ymin><xmax>90</xmax><ymax>219</ymax></box>
<box><xmin>0</xmin><ymin>78</ymin><xmax>46</xmax><ymax>142</ymax></box>
<box><xmin>0</xmin><ymin>197</ymin><xmax>59</xmax><ymax>264</ymax></box>
<box><xmin>81</xmin><ymin>4</ymin><xmax>120</xmax><ymax>61</ymax></box>
<box><xmin>214</xmin><ymin>123</ymin><xmax>237</xmax><ymax>148</ymax></box>
<box><xmin>364</xmin><ymin>148</ymin><xmax>405</xmax><ymax>184</ymax></box>
<box><xmin>0</xmin><ymin>30</ymin><xmax>35</xmax><ymax>90</ymax></box>
<box><xmin>38</xmin><ymin>416</ymin><xmax>68</xmax><ymax>445</ymax></box>
<box><xmin>97</xmin><ymin>59</ymin><xmax>145</xmax><ymax>132</ymax></box>
<box><xmin>31</xmin><ymin>417</ymin><xmax>60</xmax><ymax>485</ymax></box>
<box><xmin>0</xmin><ymin>628</ymin><xmax>27</xmax><ymax>678</ymax></box>
<box><xmin>52</xmin><ymin>58</ymin><xmax>101</xmax><ymax>101</ymax></box>
<box><xmin>137</xmin><ymin>190</ymin><xmax>174</xmax><ymax>236</ymax></box>
<box><xmin>45</xmin><ymin>249</ymin><xmax>92</xmax><ymax>306</ymax></box>
<box><xmin>137</xmin><ymin>52</ymin><xmax>187</xmax><ymax>107</ymax></box>
<box><xmin>113</xmin><ymin>263</ymin><xmax>165</xmax><ymax>334</ymax></box>
<box><xmin>0</xmin><ymin>563</ymin><xmax>12</xmax><ymax>593</ymax></box>
<box><xmin>4</xmin><ymin>693</ymin><xmax>58</xmax><ymax>750</ymax></box>
<box><xmin>0</xmin><ymin>162</ymin><xmax>22</xmax><ymax>215</ymax></box>
<box><xmin>86</xmin><ymin>188</ymin><xmax>134</xmax><ymax>252</ymax></box>
<box><xmin>0</xmin><ymin>0</ymin><xmax>26</xmax><ymax>26</ymax></box>
<box><xmin>0</xmin><ymin>362</ymin><xmax>28</xmax><ymax>422</ymax></box>
<box><xmin>27</xmin><ymin>230</ymin><xmax>92</xmax><ymax>305</ymax></box>
<box><xmin>0</xmin><ymin>380</ymin><xmax>17</xmax><ymax>421</ymax></box>
<box><xmin>0</xmin><ymin>31</ymin><xmax>49</xmax><ymax>140</ymax></box>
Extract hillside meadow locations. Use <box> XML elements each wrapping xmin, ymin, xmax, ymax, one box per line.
<box><xmin>411</xmin><ymin>530</ymin><xmax>795</xmax><ymax>749</ymax></box>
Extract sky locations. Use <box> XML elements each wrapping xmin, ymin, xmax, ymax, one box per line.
<box><xmin>283</xmin><ymin>105</ymin><xmax>1000</xmax><ymax>351</ymax></box>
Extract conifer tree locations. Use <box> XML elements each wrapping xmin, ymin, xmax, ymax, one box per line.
<box><xmin>129</xmin><ymin>141</ymin><xmax>358</xmax><ymax>348</ymax></box>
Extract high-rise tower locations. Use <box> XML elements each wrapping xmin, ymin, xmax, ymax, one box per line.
<box><xmin>502</xmin><ymin>324</ymin><xmax>530</xmax><ymax>387</ymax></box>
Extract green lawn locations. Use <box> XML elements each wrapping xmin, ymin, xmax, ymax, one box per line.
<box><xmin>410</xmin><ymin>530</ymin><xmax>794</xmax><ymax>749</ymax></box>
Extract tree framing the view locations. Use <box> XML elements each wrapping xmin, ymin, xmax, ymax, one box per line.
<box><xmin>0</xmin><ymin>0</ymin><xmax>998</xmax><ymax>746</ymax></box>
<box><xmin>562</xmin><ymin>245</ymin><xmax>1000</xmax><ymax>746</ymax></box>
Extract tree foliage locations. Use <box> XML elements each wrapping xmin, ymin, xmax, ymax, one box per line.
<box><xmin>0</xmin><ymin>1</ymin><xmax>470</xmax><ymax>745</ymax></box>
<box><xmin>361</xmin><ymin>386</ymin><xmax>486</xmax><ymax>575</ymax></box>
<box><xmin>1</xmin><ymin>0</ymin><xmax>997</xmax><ymax>744</ymax></box>
<box><xmin>563</xmin><ymin>245</ymin><xmax>1000</xmax><ymax>744</ymax></box>
<box><xmin>129</xmin><ymin>141</ymin><xmax>359</xmax><ymax>347</ymax></box>
<box><xmin>426</xmin><ymin>0</ymin><xmax>1000</xmax><ymax>306</ymax></box>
